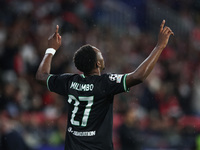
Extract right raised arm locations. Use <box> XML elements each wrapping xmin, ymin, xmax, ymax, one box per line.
<box><xmin>126</xmin><ymin>20</ymin><xmax>174</xmax><ymax>88</ymax></box>
<box><xmin>36</xmin><ymin>25</ymin><xmax>62</xmax><ymax>85</ymax></box>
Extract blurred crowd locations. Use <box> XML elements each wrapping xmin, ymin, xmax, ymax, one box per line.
<box><xmin>1</xmin><ymin>0</ymin><xmax>200</xmax><ymax>150</ymax></box>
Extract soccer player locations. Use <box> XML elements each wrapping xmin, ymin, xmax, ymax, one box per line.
<box><xmin>36</xmin><ymin>20</ymin><xmax>174</xmax><ymax>150</ymax></box>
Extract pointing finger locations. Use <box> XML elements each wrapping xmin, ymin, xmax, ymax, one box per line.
<box><xmin>55</xmin><ymin>25</ymin><xmax>59</xmax><ymax>34</ymax></box>
<box><xmin>57</xmin><ymin>34</ymin><xmax>61</xmax><ymax>42</ymax></box>
<box><xmin>160</xmin><ymin>20</ymin><xmax>165</xmax><ymax>32</ymax></box>
<box><xmin>58</xmin><ymin>35</ymin><xmax>62</xmax><ymax>44</ymax></box>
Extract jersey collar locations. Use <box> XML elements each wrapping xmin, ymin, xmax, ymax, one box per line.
<box><xmin>81</xmin><ymin>74</ymin><xmax>86</xmax><ymax>78</ymax></box>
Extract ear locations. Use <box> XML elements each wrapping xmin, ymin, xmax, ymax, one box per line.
<box><xmin>96</xmin><ymin>61</ymin><xmax>101</xmax><ymax>68</ymax></box>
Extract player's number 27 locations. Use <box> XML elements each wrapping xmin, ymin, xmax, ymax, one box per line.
<box><xmin>68</xmin><ymin>95</ymin><xmax>94</xmax><ymax>127</ymax></box>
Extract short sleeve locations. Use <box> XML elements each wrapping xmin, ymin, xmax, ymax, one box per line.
<box><xmin>101</xmin><ymin>73</ymin><xmax>129</xmax><ymax>96</ymax></box>
<box><xmin>47</xmin><ymin>73</ymin><xmax>73</xmax><ymax>96</ymax></box>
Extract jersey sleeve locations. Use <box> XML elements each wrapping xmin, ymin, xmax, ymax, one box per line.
<box><xmin>47</xmin><ymin>73</ymin><xmax>72</xmax><ymax>96</ymax></box>
<box><xmin>101</xmin><ymin>73</ymin><xmax>129</xmax><ymax>96</ymax></box>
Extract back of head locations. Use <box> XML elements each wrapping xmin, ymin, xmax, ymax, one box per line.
<box><xmin>73</xmin><ymin>44</ymin><xmax>97</xmax><ymax>73</ymax></box>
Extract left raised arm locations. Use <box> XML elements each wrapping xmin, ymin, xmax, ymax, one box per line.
<box><xmin>126</xmin><ymin>20</ymin><xmax>174</xmax><ymax>88</ymax></box>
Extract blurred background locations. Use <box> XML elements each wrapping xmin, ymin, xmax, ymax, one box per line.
<box><xmin>0</xmin><ymin>0</ymin><xmax>200</xmax><ymax>149</ymax></box>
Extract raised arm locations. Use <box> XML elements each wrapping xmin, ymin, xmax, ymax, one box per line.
<box><xmin>126</xmin><ymin>20</ymin><xmax>174</xmax><ymax>88</ymax></box>
<box><xmin>36</xmin><ymin>25</ymin><xmax>62</xmax><ymax>85</ymax></box>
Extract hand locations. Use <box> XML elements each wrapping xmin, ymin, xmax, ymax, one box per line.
<box><xmin>156</xmin><ymin>20</ymin><xmax>174</xmax><ymax>49</ymax></box>
<box><xmin>48</xmin><ymin>25</ymin><xmax>62</xmax><ymax>50</ymax></box>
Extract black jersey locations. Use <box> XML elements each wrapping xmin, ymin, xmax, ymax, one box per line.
<box><xmin>47</xmin><ymin>73</ymin><xmax>129</xmax><ymax>150</ymax></box>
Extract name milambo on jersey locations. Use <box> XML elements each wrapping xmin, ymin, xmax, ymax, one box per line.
<box><xmin>70</xmin><ymin>81</ymin><xmax>94</xmax><ymax>91</ymax></box>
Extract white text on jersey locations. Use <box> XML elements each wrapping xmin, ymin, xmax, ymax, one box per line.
<box><xmin>70</xmin><ymin>82</ymin><xmax>94</xmax><ymax>91</ymax></box>
<box><xmin>68</xmin><ymin>127</ymin><xmax>96</xmax><ymax>136</ymax></box>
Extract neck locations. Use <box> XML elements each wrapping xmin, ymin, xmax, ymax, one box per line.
<box><xmin>84</xmin><ymin>68</ymin><xmax>100</xmax><ymax>77</ymax></box>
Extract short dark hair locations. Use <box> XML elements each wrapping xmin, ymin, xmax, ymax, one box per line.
<box><xmin>73</xmin><ymin>44</ymin><xmax>97</xmax><ymax>73</ymax></box>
